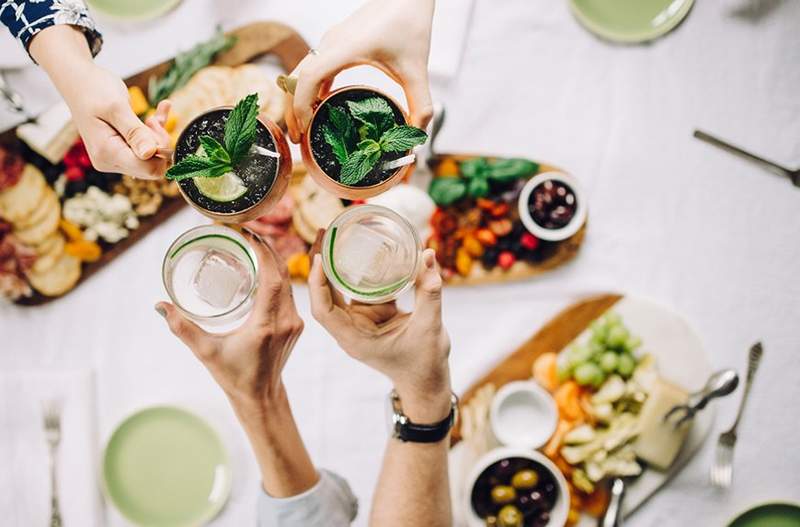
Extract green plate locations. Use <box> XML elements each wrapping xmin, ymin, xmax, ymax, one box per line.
<box><xmin>728</xmin><ymin>503</ymin><xmax>800</xmax><ymax>527</ymax></box>
<box><xmin>103</xmin><ymin>406</ymin><xmax>231</xmax><ymax>527</ymax></box>
<box><xmin>87</xmin><ymin>0</ymin><xmax>182</xmax><ymax>21</ymax></box>
<box><xmin>569</xmin><ymin>0</ymin><xmax>695</xmax><ymax>43</ymax></box>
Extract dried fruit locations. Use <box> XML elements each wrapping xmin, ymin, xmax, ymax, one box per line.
<box><xmin>430</xmin><ymin>209</ymin><xmax>458</xmax><ymax>236</ymax></box>
<box><xmin>65</xmin><ymin>240</ymin><xmax>101</xmax><ymax>262</ymax></box>
<box><xmin>455</xmin><ymin>247</ymin><xmax>473</xmax><ymax>276</ymax></box>
<box><xmin>475</xmin><ymin>228</ymin><xmax>497</xmax><ymax>247</ymax></box>
<box><xmin>59</xmin><ymin>219</ymin><xmax>84</xmax><ymax>242</ymax></box>
<box><xmin>489</xmin><ymin>218</ymin><xmax>513</xmax><ymax>237</ymax></box>
<box><xmin>476</xmin><ymin>197</ymin><xmax>495</xmax><ymax>211</ymax></box>
<box><xmin>434</xmin><ymin>157</ymin><xmax>459</xmax><ymax>177</ymax></box>
<box><xmin>490</xmin><ymin>202</ymin><xmax>510</xmax><ymax>218</ymax></box>
<box><xmin>286</xmin><ymin>252</ymin><xmax>311</xmax><ymax>279</ymax></box>
<box><xmin>462</xmin><ymin>235</ymin><xmax>484</xmax><ymax>257</ymax></box>
<box><xmin>498</xmin><ymin>250</ymin><xmax>516</xmax><ymax>270</ymax></box>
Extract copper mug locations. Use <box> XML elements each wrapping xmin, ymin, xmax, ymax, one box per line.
<box><xmin>283</xmin><ymin>63</ymin><xmax>420</xmax><ymax>200</ymax></box>
<box><xmin>170</xmin><ymin>107</ymin><xmax>292</xmax><ymax>224</ymax></box>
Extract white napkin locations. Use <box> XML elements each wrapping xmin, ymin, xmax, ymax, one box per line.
<box><xmin>0</xmin><ymin>370</ymin><xmax>104</xmax><ymax>527</ymax></box>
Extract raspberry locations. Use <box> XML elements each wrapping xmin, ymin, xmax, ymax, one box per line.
<box><xmin>498</xmin><ymin>250</ymin><xmax>516</xmax><ymax>270</ymax></box>
<box><xmin>65</xmin><ymin>166</ymin><xmax>85</xmax><ymax>182</ymax></box>
<box><xmin>521</xmin><ymin>232</ymin><xmax>539</xmax><ymax>251</ymax></box>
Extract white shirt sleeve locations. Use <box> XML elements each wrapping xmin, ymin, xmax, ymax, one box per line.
<box><xmin>257</xmin><ymin>469</ymin><xmax>358</xmax><ymax>527</ymax></box>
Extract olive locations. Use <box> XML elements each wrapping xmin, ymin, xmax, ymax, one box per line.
<box><xmin>516</xmin><ymin>493</ymin><xmax>538</xmax><ymax>516</ymax></box>
<box><xmin>497</xmin><ymin>505</ymin><xmax>524</xmax><ymax>527</ymax></box>
<box><xmin>527</xmin><ymin>490</ymin><xmax>545</xmax><ymax>507</ymax></box>
<box><xmin>492</xmin><ymin>459</ymin><xmax>516</xmax><ymax>479</ymax></box>
<box><xmin>511</xmin><ymin>469</ymin><xmax>539</xmax><ymax>489</ymax></box>
<box><xmin>484</xmin><ymin>516</ymin><xmax>498</xmax><ymax>527</ymax></box>
<box><xmin>491</xmin><ymin>485</ymin><xmax>517</xmax><ymax>505</ymax></box>
<box><xmin>541</xmin><ymin>481</ymin><xmax>558</xmax><ymax>504</ymax></box>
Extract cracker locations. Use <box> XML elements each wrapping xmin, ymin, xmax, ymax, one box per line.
<box><xmin>14</xmin><ymin>197</ymin><xmax>61</xmax><ymax>245</ymax></box>
<box><xmin>0</xmin><ymin>164</ymin><xmax>46</xmax><ymax>223</ymax></box>
<box><xmin>27</xmin><ymin>252</ymin><xmax>80</xmax><ymax>297</ymax></box>
<box><xmin>15</xmin><ymin>187</ymin><xmax>58</xmax><ymax>230</ymax></box>
<box><xmin>31</xmin><ymin>233</ymin><xmax>65</xmax><ymax>274</ymax></box>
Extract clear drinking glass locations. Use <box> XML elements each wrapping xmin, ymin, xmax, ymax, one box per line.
<box><xmin>321</xmin><ymin>204</ymin><xmax>422</xmax><ymax>304</ymax></box>
<box><xmin>162</xmin><ymin>225</ymin><xmax>258</xmax><ymax>331</ymax></box>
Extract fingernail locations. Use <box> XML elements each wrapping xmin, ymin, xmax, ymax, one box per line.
<box><xmin>155</xmin><ymin>304</ymin><xmax>166</xmax><ymax>318</ymax></box>
<box><xmin>423</xmin><ymin>249</ymin><xmax>435</xmax><ymax>269</ymax></box>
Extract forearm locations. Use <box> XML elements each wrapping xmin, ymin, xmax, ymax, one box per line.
<box><xmin>229</xmin><ymin>384</ymin><xmax>320</xmax><ymax>497</ymax></box>
<box><xmin>370</xmin><ymin>378</ymin><xmax>453</xmax><ymax>527</ymax></box>
<box><xmin>29</xmin><ymin>25</ymin><xmax>95</xmax><ymax>100</ymax></box>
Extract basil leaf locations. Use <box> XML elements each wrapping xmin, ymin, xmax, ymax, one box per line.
<box><xmin>428</xmin><ymin>177</ymin><xmax>467</xmax><ymax>206</ymax></box>
<box><xmin>487</xmin><ymin>158</ymin><xmax>540</xmax><ymax>182</ymax></box>
<box><xmin>347</xmin><ymin>97</ymin><xmax>395</xmax><ymax>136</ymax></box>
<box><xmin>339</xmin><ymin>149</ymin><xmax>381</xmax><ymax>186</ymax></box>
<box><xmin>224</xmin><ymin>93</ymin><xmax>260</xmax><ymax>166</ymax></box>
<box><xmin>379</xmin><ymin>125</ymin><xmax>428</xmax><ymax>152</ymax></box>
<box><xmin>323</xmin><ymin>124</ymin><xmax>349</xmax><ymax>164</ymax></box>
<box><xmin>467</xmin><ymin>176</ymin><xmax>490</xmax><ymax>198</ymax></box>
<box><xmin>328</xmin><ymin>105</ymin><xmax>357</xmax><ymax>151</ymax></box>
<box><xmin>460</xmin><ymin>158</ymin><xmax>490</xmax><ymax>179</ymax></box>
<box><xmin>199</xmin><ymin>135</ymin><xmax>230</xmax><ymax>164</ymax></box>
<box><xmin>166</xmin><ymin>155</ymin><xmax>231</xmax><ymax>181</ymax></box>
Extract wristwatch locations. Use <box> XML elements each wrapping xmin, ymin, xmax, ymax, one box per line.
<box><xmin>386</xmin><ymin>389</ymin><xmax>458</xmax><ymax>443</ymax></box>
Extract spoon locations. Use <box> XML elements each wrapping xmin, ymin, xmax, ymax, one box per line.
<box><xmin>693</xmin><ymin>129</ymin><xmax>800</xmax><ymax>187</ymax></box>
<box><xmin>663</xmin><ymin>369</ymin><xmax>740</xmax><ymax>428</ymax></box>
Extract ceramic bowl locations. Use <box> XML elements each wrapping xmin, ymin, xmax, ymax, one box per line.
<box><xmin>490</xmin><ymin>381</ymin><xmax>558</xmax><ymax>449</ymax></box>
<box><xmin>518</xmin><ymin>172</ymin><xmax>587</xmax><ymax>242</ymax></box>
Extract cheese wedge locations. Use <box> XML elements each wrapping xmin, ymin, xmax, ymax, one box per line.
<box><xmin>634</xmin><ymin>377</ymin><xmax>691</xmax><ymax>471</ymax></box>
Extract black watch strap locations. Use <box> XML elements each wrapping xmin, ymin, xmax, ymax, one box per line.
<box><xmin>397</xmin><ymin>410</ymin><xmax>455</xmax><ymax>443</ymax></box>
<box><xmin>390</xmin><ymin>390</ymin><xmax>458</xmax><ymax>444</ymax></box>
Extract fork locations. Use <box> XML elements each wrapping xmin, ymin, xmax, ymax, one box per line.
<box><xmin>43</xmin><ymin>402</ymin><xmax>63</xmax><ymax>527</ymax></box>
<box><xmin>710</xmin><ymin>342</ymin><xmax>763</xmax><ymax>488</ymax></box>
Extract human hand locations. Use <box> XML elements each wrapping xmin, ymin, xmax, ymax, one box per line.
<box><xmin>155</xmin><ymin>232</ymin><xmax>305</xmax><ymax>408</ymax></box>
<box><xmin>30</xmin><ymin>25</ymin><xmax>170</xmax><ymax>179</ymax></box>
<box><xmin>308</xmin><ymin>237</ymin><xmax>451</xmax><ymax>421</ymax></box>
<box><xmin>286</xmin><ymin>0</ymin><xmax>435</xmax><ymax>142</ymax></box>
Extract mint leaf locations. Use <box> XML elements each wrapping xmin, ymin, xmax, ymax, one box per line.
<box><xmin>339</xmin><ymin>149</ymin><xmax>381</xmax><ymax>186</ymax></box>
<box><xmin>347</xmin><ymin>97</ymin><xmax>395</xmax><ymax>136</ymax></box>
<box><xmin>224</xmin><ymin>93</ymin><xmax>260</xmax><ymax>166</ymax></box>
<box><xmin>358</xmin><ymin>139</ymin><xmax>381</xmax><ymax>156</ymax></box>
<box><xmin>379</xmin><ymin>126</ymin><xmax>428</xmax><ymax>152</ymax></box>
<box><xmin>487</xmin><ymin>158</ymin><xmax>539</xmax><ymax>182</ymax></box>
<box><xmin>428</xmin><ymin>177</ymin><xmax>467</xmax><ymax>206</ymax></box>
<box><xmin>199</xmin><ymin>135</ymin><xmax>230</xmax><ymax>164</ymax></box>
<box><xmin>358</xmin><ymin>123</ymin><xmax>379</xmax><ymax>142</ymax></box>
<box><xmin>322</xmin><ymin>124</ymin><xmax>349</xmax><ymax>164</ymax></box>
<box><xmin>166</xmin><ymin>155</ymin><xmax>231</xmax><ymax>181</ymax></box>
<box><xmin>328</xmin><ymin>105</ymin><xmax>357</xmax><ymax>151</ymax></box>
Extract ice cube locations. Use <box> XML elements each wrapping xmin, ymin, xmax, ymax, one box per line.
<box><xmin>334</xmin><ymin>224</ymin><xmax>399</xmax><ymax>287</ymax></box>
<box><xmin>192</xmin><ymin>249</ymin><xmax>251</xmax><ymax>309</ymax></box>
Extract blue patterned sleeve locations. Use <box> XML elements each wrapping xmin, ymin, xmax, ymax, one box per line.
<box><xmin>0</xmin><ymin>0</ymin><xmax>103</xmax><ymax>59</ymax></box>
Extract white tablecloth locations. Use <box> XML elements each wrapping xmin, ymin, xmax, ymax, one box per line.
<box><xmin>2</xmin><ymin>0</ymin><xmax>800</xmax><ymax>525</ymax></box>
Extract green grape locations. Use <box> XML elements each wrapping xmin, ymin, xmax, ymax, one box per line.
<box><xmin>607</xmin><ymin>325</ymin><xmax>630</xmax><ymax>349</ymax></box>
<box><xmin>589</xmin><ymin>340</ymin><xmax>605</xmax><ymax>358</ymax></box>
<box><xmin>617</xmin><ymin>353</ymin><xmax>636</xmax><ymax>377</ymax></box>
<box><xmin>605</xmin><ymin>312</ymin><xmax>622</xmax><ymax>325</ymax></box>
<box><xmin>569</xmin><ymin>345</ymin><xmax>593</xmax><ymax>366</ymax></box>
<box><xmin>599</xmin><ymin>352</ymin><xmax>619</xmax><ymax>372</ymax></box>
<box><xmin>556</xmin><ymin>355</ymin><xmax>573</xmax><ymax>381</ymax></box>
<box><xmin>626</xmin><ymin>335</ymin><xmax>642</xmax><ymax>351</ymax></box>
<box><xmin>574</xmin><ymin>362</ymin><xmax>603</xmax><ymax>386</ymax></box>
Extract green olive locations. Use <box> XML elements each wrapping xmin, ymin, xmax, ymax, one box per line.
<box><xmin>497</xmin><ymin>505</ymin><xmax>523</xmax><ymax>527</ymax></box>
<box><xmin>511</xmin><ymin>469</ymin><xmax>539</xmax><ymax>489</ymax></box>
<box><xmin>490</xmin><ymin>485</ymin><xmax>517</xmax><ymax>505</ymax></box>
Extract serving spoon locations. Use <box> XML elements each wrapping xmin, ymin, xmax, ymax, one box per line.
<box><xmin>693</xmin><ymin>129</ymin><xmax>800</xmax><ymax>187</ymax></box>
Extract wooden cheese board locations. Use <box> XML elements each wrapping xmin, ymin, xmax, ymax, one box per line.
<box><xmin>448</xmin><ymin>294</ymin><xmax>715</xmax><ymax>525</ymax></box>
<box><xmin>2</xmin><ymin>21</ymin><xmax>309</xmax><ymax>305</ymax></box>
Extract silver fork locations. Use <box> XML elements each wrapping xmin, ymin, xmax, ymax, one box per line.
<box><xmin>43</xmin><ymin>402</ymin><xmax>63</xmax><ymax>527</ymax></box>
<box><xmin>710</xmin><ymin>342</ymin><xmax>763</xmax><ymax>488</ymax></box>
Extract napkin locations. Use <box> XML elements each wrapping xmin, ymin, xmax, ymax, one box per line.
<box><xmin>0</xmin><ymin>370</ymin><xmax>104</xmax><ymax>527</ymax></box>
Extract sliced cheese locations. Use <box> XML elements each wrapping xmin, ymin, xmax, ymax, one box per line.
<box><xmin>634</xmin><ymin>377</ymin><xmax>691</xmax><ymax>471</ymax></box>
<box><xmin>16</xmin><ymin>102</ymin><xmax>79</xmax><ymax>165</ymax></box>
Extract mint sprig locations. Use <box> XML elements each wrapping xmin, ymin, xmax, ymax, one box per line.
<box><xmin>428</xmin><ymin>157</ymin><xmax>540</xmax><ymax>206</ymax></box>
<box><xmin>320</xmin><ymin>96</ymin><xmax>428</xmax><ymax>186</ymax></box>
<box><xmin>167</xmin><ymin>93</ymin><xmax>260</xmax><ymax>182</ymax></box>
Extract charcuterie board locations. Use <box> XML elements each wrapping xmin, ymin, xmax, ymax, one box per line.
<box><xmin>1</xmin><ymin>22</ymin><xmax>309</xmax><ymax>305</ymax></box>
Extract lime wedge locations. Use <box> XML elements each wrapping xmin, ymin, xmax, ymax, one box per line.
<box><xmin>193</xmin><ymin>171</ymin><xmax>247</xmax><ymax>202</ymax></box>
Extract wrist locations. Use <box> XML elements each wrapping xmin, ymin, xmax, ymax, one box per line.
<box><xmin>393</xmin><ymin>371</ymin><xmax>452</xmax><ymax>423</ymax></box>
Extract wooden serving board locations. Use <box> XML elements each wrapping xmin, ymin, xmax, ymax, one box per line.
<box><xmin>449</xmin><ymin>295</ymin><xmax>715</xmax><ymax>525</ymax></box>
<box><xmin>427</xmin><ymin>154</ymin><xmax>586</xmax><ymax>287</ymax></box>
<box><xmin>5</xmin><ymin>22</ymin><xmax>309</xmax><ymax>306</ymax></box>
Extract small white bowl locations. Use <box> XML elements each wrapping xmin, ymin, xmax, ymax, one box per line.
<box><xmin>463</xmin><ymin>447</ymin><xmax>570</xmax><ymax>527</ymax></box>
<box><xmin>518</xmin><ymin>172</ymin><xmax>587</xmax><ymax>242</ymax></box>
<box><xmin>490</xmin><ymin>381</ymin><xmax>558</xmax><ymax>449</ymax></box>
